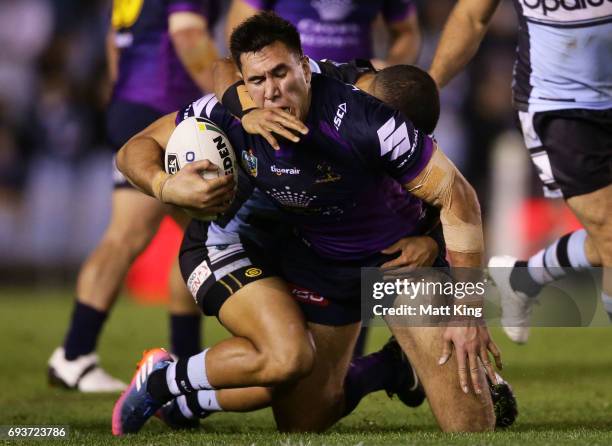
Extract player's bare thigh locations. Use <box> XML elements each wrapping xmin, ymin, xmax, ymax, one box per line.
<box><xmin>386</xmin><ymin>323</ymin><xmax>494</xmax><ymax>432</ymax></box>
<box><xmin>271</xmin><ymin>321</ymin><xmax>361</xmax><ymax>432</ymax></box>
<box><xmin>203</xmin><ymin>277</ymin><xmax>315</xmax><ymax>387</ymax></box>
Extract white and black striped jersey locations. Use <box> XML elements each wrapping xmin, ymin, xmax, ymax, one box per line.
<box><xmin>511</xmin><ymin>0</ymin><xmax>612</xmax><ymax>112</ymax></box>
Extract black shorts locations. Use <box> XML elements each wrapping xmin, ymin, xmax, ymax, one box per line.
<box><xmin>281</xmin><ymin>234</ymin><xmax>449</xmax><ymax>326</ymax></box>
<box><xmin>107</xmin><ymin>100</ymin><xmax>164</xmax><ymax>189</ymax></box>
<box><xmin>178</xmin><ymin>220</ymin><xmax>278</xmax><ymax>317</ymax></box>
<box><xmin>517</xmin><ymin>108</ymin><xmax>612</xmax><ymax>199</ymax></box>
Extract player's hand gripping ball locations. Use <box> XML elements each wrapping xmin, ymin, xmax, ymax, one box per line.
<box><xmin>164</xmin><ymin>116</ymin><xmax>237</xmax><ymax>220</ymax></box>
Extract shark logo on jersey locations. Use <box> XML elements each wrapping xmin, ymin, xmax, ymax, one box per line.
<box><xmin>241</xmin><ymin>149</ymin><xmax>258</xmax><ymax>177</ymax></box>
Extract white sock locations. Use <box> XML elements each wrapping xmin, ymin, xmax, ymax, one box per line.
<box><xmin>527</xmin><ymin>230</ymin><xmax>592</xmax><ymax>285</ymax></box>
<box><xmin>165</xmin><ymin>349</ymin><xmax>213</xmax><ymax>396</ymax></box>
<box><xmin>187</xmin><ymin>349</ymin><xmax>213</xmax><ymax>390</ymax></box>
<box><xmin>177</xmin><ymin>390</ymin><xmax>223</xmax><ymax>419</ymax></box>
<box><xmin>197</xmin><ymin>389</ymin><xmax>222</xmax><ymax>412</ymax></box>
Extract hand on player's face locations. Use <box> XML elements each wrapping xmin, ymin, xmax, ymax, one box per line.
<box><xmin>380</xmin><ymin>236</ymin><xmax>439</xmax><ymax>269</ymax></box>
<box><xmin>162</xmin><ymin>159</ymin><xmax>235</xmax><ymax>216</ymax></box>
<box><xmin>240</xmin><ymin>41</ymin><xmax>311</xmax><ymax>122</ymax></box>
<box><xmin>242</xmin><ymin>107</ymin><xmax>309</xmax><ymax>150</ymax></box>
<box><xmin>439</xmin><ymin>323</ymin><xmax>502</xmax><ymax>395</ymax></box>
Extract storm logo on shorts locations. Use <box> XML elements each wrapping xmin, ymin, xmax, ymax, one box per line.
<box><xmin>241</xmin><ymin>149</ymin><xmax>258</xmax><ymax>177</ymax></box>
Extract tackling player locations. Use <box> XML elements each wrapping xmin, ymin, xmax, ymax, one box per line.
<box><xmin>114</xmin><ymin>12</ymin><xmax>503</xmax><ymax>434</ymax></box>
<box><xmin>429</xmin><ymin>0</ymin><xmax>612</xmax><ymax>343</ymax></box>
<box><xmin>48</xmin><ymin>0</ymin><xmax>219</xmax><ymax>392</ymax></box>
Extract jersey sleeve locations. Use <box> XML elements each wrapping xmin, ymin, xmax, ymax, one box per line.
<box><xmin>176</xmin><ymin>93</ymin><xmax>238</xmax><ymax>135</ymax></box>
<box><xmin>382</xmin><ymin>0</ymin><xmax>415</xmax><ymax>24</ymax></box>
<box><xmin>167</xmin><ymin>0</ymin><xmax>209</xmax><ymax>16</ymax></box>
<box><xmin>351</xmin><ymin>94</ymin><xmax>434</xmax><ymax>184</ymax></box>
<box><xmin>240</xmin><ymin>0</ymin><xmax>271</xmax><ymax>9</ymax></box>
<box><xmin>309</xmin><ymin>58</ymin><xmax>376</xmax><ymax>85</ymax></box>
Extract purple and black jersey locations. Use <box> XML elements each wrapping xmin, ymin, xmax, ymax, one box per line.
<box><xmin>111</xmin><ymin>0</ymin><xmax>212</xmax><ymax>113</ymax></box>
<box><xmin>178</xmin><ymin>74</ymin><xmax>435</xmax><ymax>261</ymax></box>
<box><xmin>243</xmin><ymin>0</ymin><xmax>414</xmax><ymax>62</ymax></box>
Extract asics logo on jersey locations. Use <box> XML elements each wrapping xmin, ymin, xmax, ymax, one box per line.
<box><xmin>334</xmin><ymin>103</ymin><xmax>347</xmax><ymax>131</ymax></box>
<box><xmin>377</xmin><ymin>116</ymin><xmax>416</xmax><ymax>161</ymax></box>
<box><xmin>521</xmin><ymin>0</ymin><xmax>612</xmax><ymax>20</ymax></box>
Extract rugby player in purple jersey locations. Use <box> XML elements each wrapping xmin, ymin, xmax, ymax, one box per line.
<box><xmin>225</xmin><ymin>0</ymin><xmax>421</xmax><ymax>67</ymax></box>
<box><xmin>48</xmin><ymin>0</ymin><xmax>219</xmax><ymax>392</ymax></box>
<box><xmin>113</xmin><ymin>13</ymin><xmax>510</xmax><ymax>435</ymax></box>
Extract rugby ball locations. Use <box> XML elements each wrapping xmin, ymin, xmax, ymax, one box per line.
<box><xmin>165</xmin><ymin>116</ymin><xmax>237</xmax><ymax>182</ymax></box>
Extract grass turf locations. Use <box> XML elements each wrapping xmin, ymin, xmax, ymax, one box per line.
<box><xmin>1</xmin><ymin>288</ymin><xmax>611</xmax><ymax>445</ymax></box>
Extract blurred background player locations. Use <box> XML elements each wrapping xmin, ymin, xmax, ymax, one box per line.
<box><xmin>47</xmin><ymin>0</ymin><xmax>219</xmax><ymax>392</ymax></box>
<box><xmin>225</xmin><ymin>0</ymin><xmax>420</xmax><ymax>67</ymax></box>
<box><xmin>225</xmin><ymin>0</ymin><xmax>422</xmax><ymax>355</ymax></box>
<box><xmin>429</xmin><ymin>0</ymin><xmax>611</xmax><ymax>343</ymax></box>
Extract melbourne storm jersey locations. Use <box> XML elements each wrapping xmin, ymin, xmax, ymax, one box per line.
<box><xmin>178</xmin><ymin>74</ymin><xmax>435</xmax><ymax>260</ymax></box>
<box><xmin>242</xmin><ymin>0</ymin><xmax>414</xmax><ymax>62</ymax></box>
<box><xmin>511</xmin><ymin>0</ymin><xmax>612</xmax><ymax>112</ymax></box>
<box><xmin>111</xmin><ymin>0</ymin><xmax>212</xmax><ymax>112</ymax></box>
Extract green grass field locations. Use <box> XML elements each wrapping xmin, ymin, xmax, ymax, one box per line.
<box><xmin>1</xmin><ymin>288</ymin><xmax>611</xmax><ymax>445</ymax></box>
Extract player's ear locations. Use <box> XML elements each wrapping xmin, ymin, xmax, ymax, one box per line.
<box><xmin>301</xmin><ymin>55</ymin><xmax>311</xmax><ymax>85</ymax></box>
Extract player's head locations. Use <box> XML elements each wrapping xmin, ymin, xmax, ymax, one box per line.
<box><xmin>230</xmin><ymin>12</ymin><xmax>312</xmax><ymax>120</ymax></box>
<box><xmin>370</xmin><ymin>65</ymin><xmax>440</xmax><ymax>134</ymax></box>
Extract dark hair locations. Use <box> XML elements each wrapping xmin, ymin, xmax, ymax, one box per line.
<box><xmin>230</xmin><ymin>12</ymin><xmax>303</xmax><ymax>70</ymax></box>
<box><xmin>371</xmin><ymin>65</ymin><xmax>440</xmax><ymax>134</ymax></box>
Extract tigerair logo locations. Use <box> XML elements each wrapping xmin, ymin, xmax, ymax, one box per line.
<box><xmin>245</xmin><ymin>268</ymin><xmax>262</xmax><ymax>278</ymax></box>
<box><xmin>271</xmin><ymin>165</ymin><xmax>301</xmax><ymax>176</ymax></box>
<box><xmin>521</xmin><ymin>0</ymin><xmax>612</xmax><ymax>23</ymax></box>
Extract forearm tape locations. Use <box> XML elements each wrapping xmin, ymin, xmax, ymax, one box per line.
<box><xmin>221</xmin><ymin>81</ymin><xmax>256</xmax><ymax>119</ymax></box>
<box><xmin>408</xmin><ymin>149</ymin><xmax>483</xmax><ymax>253</ymax></box>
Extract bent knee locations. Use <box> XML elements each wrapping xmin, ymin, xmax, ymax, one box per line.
<box><xmin>263</xmin><ymin>340</ymin><xmax>315</xmax><ymax>384</ymax></box>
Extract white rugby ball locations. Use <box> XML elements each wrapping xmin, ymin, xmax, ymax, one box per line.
<box><xmin>165</xmin><ymin>116</ymin><xmax>237</xmax><ymax>182</ymax></box>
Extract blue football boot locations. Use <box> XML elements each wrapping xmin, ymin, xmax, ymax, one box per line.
<box><xmin>112</xmin><ymin>348</ymin><xmax>173</xmax><ymax>435</ymax></box>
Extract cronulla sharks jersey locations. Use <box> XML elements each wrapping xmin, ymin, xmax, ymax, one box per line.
<box><xmin>511</xmin><ymin>0</ymin><xmax>612</xmax><ymax>112</ymax></box>
<box><xmin>177</xmin><ymin>74</ymin><xmax>435</xmax><ymax>260</ymax></box>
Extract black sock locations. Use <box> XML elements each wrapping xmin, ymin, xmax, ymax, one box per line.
<box><xmin>509</xmin><ymin>260</ymin><xmax>543</xmax><ymax>298</ymax></box>
<box><xmin>148</xmin><ymin>367</ymin><xmax>174</xmax><ymax>404</ymax></box>
<box><xmin>352</xmin><ymin>326</ymin><xmax>368</xmax><ymax>358</ymax></box>
<box><xmin>170</xmin><ymin>314</ymin><xmax>202</xmax><ymax>359</ymax></box>
<box><xmin>63</xmin><ymin>301</ymin><xmax>108</xmax><ymax>360</ymax></box>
